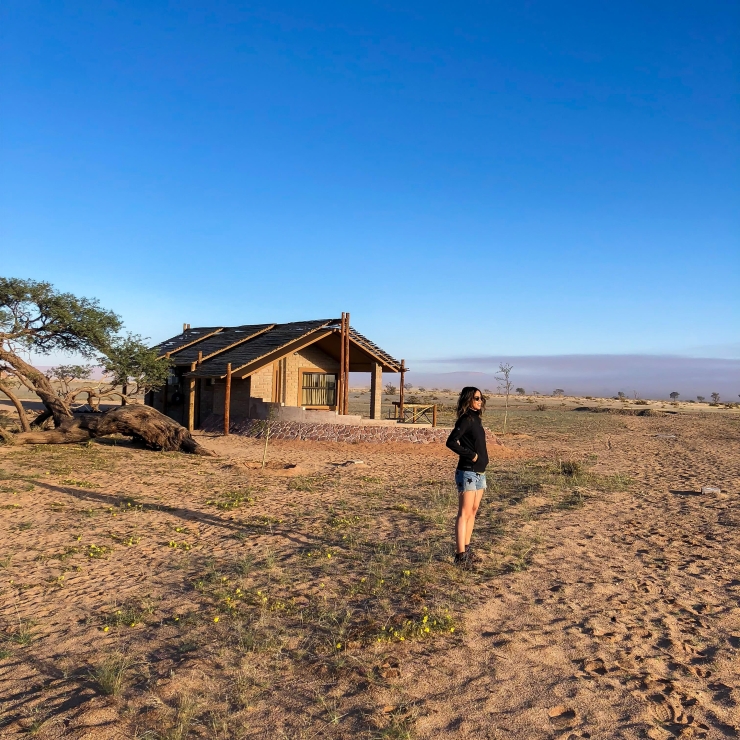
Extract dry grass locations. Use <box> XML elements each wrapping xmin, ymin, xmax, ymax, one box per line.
<box><xmin>1</xmin><ymin>407</ymin><xmax>737</xmax><ymax>738</ymax></box>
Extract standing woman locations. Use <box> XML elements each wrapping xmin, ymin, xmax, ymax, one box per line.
<box><xmin>446</xmin><ymin>387</ymin><xmax>488</xmax><ymax>567</ymax></box>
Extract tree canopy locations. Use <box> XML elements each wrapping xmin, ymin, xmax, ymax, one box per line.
<box><xmin>0</xmin><ymin>277</ymin><xmax>122</xmax><ymax>357</ymax></box>
<box><xmin>0</xmin><ymin>277</ymin><xmax>169</xmax><ymax>425</ymax></box>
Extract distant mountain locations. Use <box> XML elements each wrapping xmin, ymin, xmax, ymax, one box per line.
<box><xmin>354</xmin><ymin>354</ymin><xmax>740</xmax><ymax>400</ymax></box>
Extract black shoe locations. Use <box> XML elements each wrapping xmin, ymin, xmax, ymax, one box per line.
<box><xmin>465</xmin><ymin>546</ymin><xmax>480</xmax><ymax>563</ymax></box>
<box><xmin>454</xmin><ymin>551</ymin><xmax>471</xmax><ymax>569</ymax></box>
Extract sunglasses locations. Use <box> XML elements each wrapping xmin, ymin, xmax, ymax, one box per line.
<box><xmin>473</xmin><ymin>395</ymin><xmax>482</xmax><ymax>401</ymax></box>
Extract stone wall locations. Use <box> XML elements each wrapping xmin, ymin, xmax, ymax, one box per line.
<box><xmin>201</xmin><ymin>415</ymin><xmax>500</xmax><ymax>445</ymax></box>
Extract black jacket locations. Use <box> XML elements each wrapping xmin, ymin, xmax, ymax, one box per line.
<box><xmin>446</xmin><ymin>410</ymin><xmax>488</xmax><ymax>473</ymax></box>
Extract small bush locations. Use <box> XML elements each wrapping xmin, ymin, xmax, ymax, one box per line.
<box><xmin>558</xmin><ymin>460</ymin><xmax>583</xmax><ymax>477</ymax></box>
<box><xmin>535</xmin><ymin>404</ymin><xmax>546</xmax><ymax>412</ymax></box>
<box><xmin>634</xmin><ymin>399</ymin><xmax>648</xmax><ymax>405</ymax></box>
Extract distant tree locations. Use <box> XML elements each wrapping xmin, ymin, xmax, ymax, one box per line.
<box><xmin>403</xmin><ymin>382</ymin><xmax>412</xmax><ymax>390</ymax></box>
<box><xmin>697</xmin><ymin>396</ymin><xmax>705</xmax><ymax>403</ymax></box>
<box><xmin>553</xmin><ymin>389</ymin><xmax>565</xmax><ymax>397</ymax></box>
<box><xmin>711</xmin><ymin>392</ymin><xmax>720</xmax><ymax>404</ymax></box>
<box><xmin>418</xmin><ymin>387</ymin><xmax>426</xmax><ymax>392</ymax></box>
<box><xmin>384</xmin><ymin>383</ymin><xmax>397</xmax><ymax>396</ymax></box>
<box><xmin>515</xmin><ymin>387</ymin><xmax>525</xmax><ymax>395</ymax></box>
<box><xmin>483</xmin><ymin>388</ymin><xmax>492</xmax><ymax>393</ymax></box>
<box><xmin>669</xmin><ymin>391</ymin><xmax>680</xmax><ymax>401</ymax></box>
<box><xmin>496</xmin><ymin>363</ymin><xmax>514</xmax><ymax>434</ymax></box>
<box><xmin>442</xmin><ymin>388</ymin><xmax>451</xmax><ymax>393</ymax></box>
<box><xmin>532</xmin><ymin>391</ymin><xmax>540</xmax><ymax>396</ymax></box>
<box><xmin>617</xmin><ymin>391</ymin><xmax>626</xmax><ymax>399</ymax></box>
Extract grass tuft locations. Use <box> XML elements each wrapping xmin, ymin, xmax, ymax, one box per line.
<box><xmin>90</xmin><ymin>652</ymin><xmax>132</xmax><ymax>696</ymax></box>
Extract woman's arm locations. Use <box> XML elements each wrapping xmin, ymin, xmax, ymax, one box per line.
<box><xmin>446</xmin><ymin>417</ymin><xmax>477</xmax><ymax>461</ymax></box>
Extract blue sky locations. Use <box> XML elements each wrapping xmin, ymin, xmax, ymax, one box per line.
<box><xmin>1</xmin><ymin>1</ymin><xmax>738</xmax><ymax>371</ymax></box>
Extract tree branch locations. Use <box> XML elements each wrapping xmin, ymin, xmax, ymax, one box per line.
<box><xmin>0</xmin><ymin>380</ymin><xmax>31</xmax><ymax>432</ymax></box>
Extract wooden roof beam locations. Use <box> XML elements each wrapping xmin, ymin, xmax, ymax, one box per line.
<box><xmin>156</xmin><ymin>328</ymin><xmax>225</xmax><ymax>359</ymax></box>
<box><xmin>199</xmin><ymin>324</ymin><xmax>276</xmax><ymax>362</ymax></box>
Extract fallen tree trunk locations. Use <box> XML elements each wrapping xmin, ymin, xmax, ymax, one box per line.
<box><xmin>1</xmin><ymin>404</ymin><xmax>215</xmax><ymax>455</ymax></box>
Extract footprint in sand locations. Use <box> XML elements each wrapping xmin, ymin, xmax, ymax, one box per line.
<box><xmin>547</xmin><ymin>705</ymin><xmax>577</xmax><ymax>730</ymax></box>
<box><xmin>685</xmin><ymin>664</ymin><xmax>711</xmax><ymax>679</ymax></box>
<box><xmin>582</xmin><ymin>657</ymin><xmax>607</xmax><ymax>676</ymax></box>
<box><xmin>647</xmin><ymin>693</ymin><xmax>679</xmax><ymax>724</ymax></box>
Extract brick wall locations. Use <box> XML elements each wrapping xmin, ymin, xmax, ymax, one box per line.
<box><xmin>249</xmin><ymin>366</ymin><xmax>273</xmax><ymax>402</ymax></box>
<box><xmin>282</xmin><ymin>346</ymin><xmax>339</xmax><ymax>407</ymax></box>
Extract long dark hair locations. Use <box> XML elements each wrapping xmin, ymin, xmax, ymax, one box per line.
<box><xmin>456</xmin><ymin>386</ymin><xmax>485</xmax><ymax>419</ymax></box>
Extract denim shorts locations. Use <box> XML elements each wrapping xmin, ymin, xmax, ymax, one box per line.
<box><xmin>455</xmin><ymin>470</ymin><xmax>487</xmax><ymax>493</ymax></box>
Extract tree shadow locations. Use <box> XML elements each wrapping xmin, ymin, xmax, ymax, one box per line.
<box><xmin>27</xmin><ymin>480</ymin><xmax>325</xmax><ymax>548</ymax></box>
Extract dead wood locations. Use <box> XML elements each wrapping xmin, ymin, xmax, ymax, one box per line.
<box><xmin>4</xmin><ymin>404</ymin><xmax>215</xmax><ymax>456</ymax></box>
<box><xmin>0</xmin><ymin>380</ymin><xmax>31</xmax><ymax>432</ymax></box>
<box><xmin>30</xmin><ymin>409</ymin><xmax>54</xmax><ymax>428</ymax></box>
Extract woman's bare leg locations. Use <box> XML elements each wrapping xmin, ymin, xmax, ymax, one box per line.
<box><xmin>464</xmin><ymin>489</ymin><xmax>484</xmax><ymax>547</ymax></box>
<box><xmin>456</xmin><ymin>489</ymin><xmax>483</xmax><ymax>554</ymax></box>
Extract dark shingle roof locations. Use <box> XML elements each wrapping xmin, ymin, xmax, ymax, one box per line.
<box><xmin>154</xmin><ymin>327</ymin><xmax>224</xmax><ymax>356</ymax></box>
<box><xmin>165</xmin><ymin>324</ymin><xmax>275</xmax><ymax>365</ymax></box>
<box><xmin>153</xmin><ymin>319</ymin><xmax>402</xmax><ymax>378</ymax></box>
<box><xmin>349</xmin><ymin>327</ymin><xmax>400</xmax><ymax>371</ymax></box>
<box><xmin>190</xmin><ymin>319</ymin><xmax>334</xmax><ymax>377</ymax></box>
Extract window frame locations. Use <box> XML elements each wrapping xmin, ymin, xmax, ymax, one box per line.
<box><xmin>298</xmin><ymin>369</ymin><xmax>338</xmax><ymax>409</ymax></box>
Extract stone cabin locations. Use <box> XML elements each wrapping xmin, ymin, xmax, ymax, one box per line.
<box><xmin>146</xmin><ymin>319</ymin><xmax>402</xmax><ymax>430</ymax></box>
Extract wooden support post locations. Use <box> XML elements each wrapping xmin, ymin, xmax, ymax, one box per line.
<box><xmin>224</xmin><ymin>363</ymin><xmax>232</xmax><ymax>436</ymax></box>
<box><xmin>338</xmin><ymin>313</ymin><xmax>346</xmax><ymax>414</ymax></box>
<box><xmin>187</xmin><ymin>362</ymin><xmax>196</xmax><ymax>432</ymax></box>
<box><xmin>197</xmin><ymin>350</ymin><xmax>203</xmax><ymax>364</ymax></box>
<box><xmin>399</xmin><ymin>359</ymin><xmax>406</xmax><ymax>421</ymax></box>
<box><xmin>432</xmin><ymin>404</ymin><xmax>438</xmax><ymax>427</ymax></box>
<box><xmin>343</xmin><ymin>312</ymin><xmax>350</xmax><ymax>415</ymax></box>
<box><xmin>162</xmin><ymin>352</ymin><xmax>170</xmax><ymax>415</ymax></box>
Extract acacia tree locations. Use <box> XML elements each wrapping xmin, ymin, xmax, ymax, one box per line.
<box><xmin>0</xmin><ymin>278</ymin><xmax>210</xmax><ymax>455</ymax></box>
<box><xmin>711</xmin><ymin>392</ymin><xmax>720</xmax><ymax>404</ymax></box>
<box><xmin>0</xmin><ymin>277</ymin><xmax>121</xmax><ymax>425</ymax></box>
<box><xmin>45</xmin><ymin>336</ymin><xmax>170</xmax><ymax>410</ymax></box>
<box><xmin>697</xmin><ymin>396</ymin><xmax>705</xmax><ymax>403</ymax></box>
<box><xmin>669</xmin><ymin>391</ymin><xmax>680</xmax><ymax>401</ymax></box>
<box><xmin>515</xmin><ymin>387</ymin><xmax>525</xmax><ymax>395</ymax></box>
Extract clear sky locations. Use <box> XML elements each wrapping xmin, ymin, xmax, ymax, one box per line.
<box><xmin>2</xmin><ymin>1</ymin><xmax>738</xmax><ymax>370</ymax></box>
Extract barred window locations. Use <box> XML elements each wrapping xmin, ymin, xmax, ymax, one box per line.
<box><xmin>301</xmin><ymin>373</ymin><xmax>337</xmax><ymax>406</ymax></box>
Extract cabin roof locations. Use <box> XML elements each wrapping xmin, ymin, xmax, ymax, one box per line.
<box><xmin>152</xmin><ymin>319</ymin><xmax>401</xmax><ymax>378</ymax></box>
<box><xmin>158</xmin><ymin>324</ymin><xmax>275</xmax><ymax>364</ymax></box>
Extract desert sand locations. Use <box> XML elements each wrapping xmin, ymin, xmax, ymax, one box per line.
<box><xmin>0</xmin><ymin>405</ymin><xmax>738</xmax><ymax>739</ymax></box>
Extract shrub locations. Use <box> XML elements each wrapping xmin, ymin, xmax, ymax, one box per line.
<box><xmin>535</xmin><ymin>404</ymin><xmax>546</xmax><ymax>412</ymax></box>
<box><xmin>558</xmin><ymin>460</ymin><xmax>583</xmax><ymax>477</ymax></box>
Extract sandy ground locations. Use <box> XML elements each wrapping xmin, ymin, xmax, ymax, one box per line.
<box><xmin>0</xmin><ymin>409</ymin><xmax>738</xmax><ymax>739</ymax></box>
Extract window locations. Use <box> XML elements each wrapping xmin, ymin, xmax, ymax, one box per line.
<box><xmin>301</xmin><ymin>372</ymin><xmax>337</xmax><ymax>406</ymax></box>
